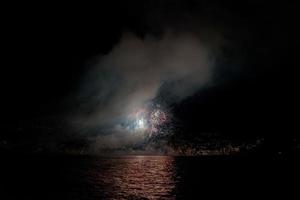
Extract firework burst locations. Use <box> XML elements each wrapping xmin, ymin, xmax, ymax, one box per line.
<box><xmin>127</xmin><ymin>103</ymin><xmax>171</xmax><ymax>138</ymax></box>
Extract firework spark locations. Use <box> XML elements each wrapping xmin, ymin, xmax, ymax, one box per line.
<box><xmin>149</xmin><ymin>109</ymin><xmax>167</xmax><ymax>136</ymax></box>
<box><xmin>127</xmin><ymin>104</ymin><xmax>170</xmax><ymax>138</ymax></box>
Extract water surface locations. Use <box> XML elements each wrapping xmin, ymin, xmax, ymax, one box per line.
<box><xmin>1</xmin><ymin>154</ymin><xmax>298</xmax><ymax>199</ymax></box>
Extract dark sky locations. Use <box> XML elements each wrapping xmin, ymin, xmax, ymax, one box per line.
<box><xmin>2</xmin><ymin>1</ymin><xmax>299</xmax><ymax>153</ymax></box>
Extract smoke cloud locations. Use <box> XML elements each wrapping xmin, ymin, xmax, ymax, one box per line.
<box><xmin>69</xmin><ymin>30</ymin><xmax>222</xmax><ymax>153</ymax></box>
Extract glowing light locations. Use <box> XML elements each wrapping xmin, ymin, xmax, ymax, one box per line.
<box><xmin>137</xmin><ymin>118</ymin><xmax>146</xmax><ymax>129</ymax></box>
<box><xmin>127</xmin><ymin>105</ymin><xmax>170</xmax><ymax>135</ymax></box>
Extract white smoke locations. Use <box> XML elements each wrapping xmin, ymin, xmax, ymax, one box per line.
<box><xmin>69</xmin><ymin>30</ymin><xmax>222</xmax><ymax>152</ymax></box>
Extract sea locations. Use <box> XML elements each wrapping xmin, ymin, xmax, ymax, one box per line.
<box><xmin>1</xmin><ymin>154</ymin><xmax>298</xmax><ymax>199</ymax></box>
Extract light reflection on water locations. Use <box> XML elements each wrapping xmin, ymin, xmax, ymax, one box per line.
<box><xmin>3</xmin><ymin>155</ymin><xmax>276</xmax><ymax>199</ymax></box>
<box><xmin>87</xmin><ymin>156</ymin><xmax>179</xmax><ymax>199</ymax></box>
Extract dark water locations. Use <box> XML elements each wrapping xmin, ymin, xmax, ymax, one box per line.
<box><xmin>83</xmin><ymin>156</ymin><xmax>177</xmax><ymax>199</ymax></box>
<box><xmin>1</xmin><ymin>155</ymin><xmax>299</xmax><ymax>199</ymax></box>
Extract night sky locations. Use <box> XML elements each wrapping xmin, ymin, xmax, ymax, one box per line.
<box><xmin>2</xmin><ymin>1</ymin><xmax>300</xmax><ymax>155</ymax></box>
